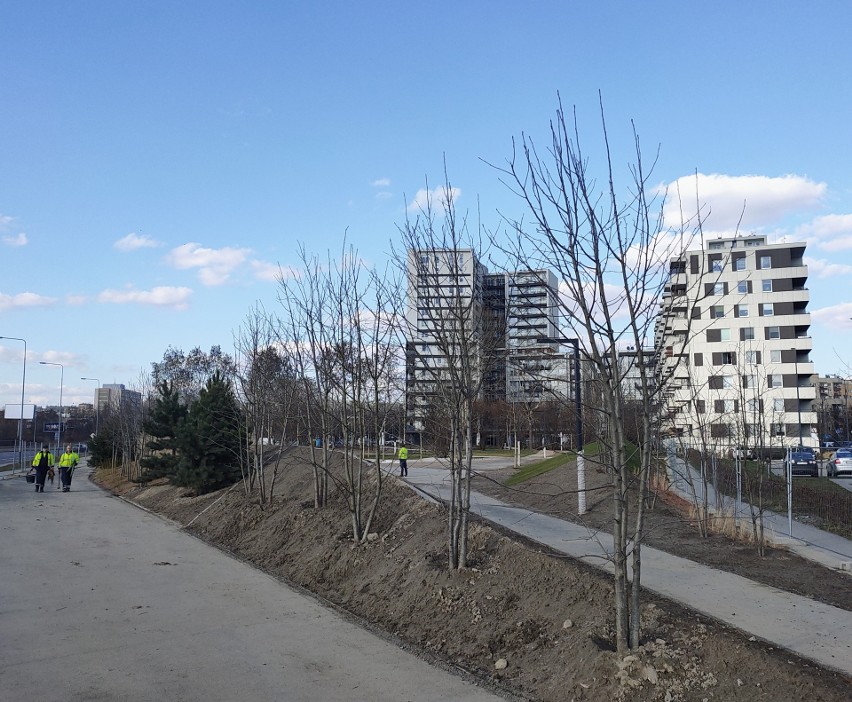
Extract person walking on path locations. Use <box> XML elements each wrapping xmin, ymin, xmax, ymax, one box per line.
<box><xmin>31</xmin><ymin>446</ymin><xmax>54</xmax><ymax>493</ymax></box>
<box><xmin>58</xmin><ymin>445</ymin><xmax>80</xmax><ymax>492</ymax></box>
<box><xmin>398</xmin><ymin>443</ymin><xmax>408</xmax><ymax>477</ymax></box>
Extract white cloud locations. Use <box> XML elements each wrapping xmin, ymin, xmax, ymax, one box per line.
<box><xmin>371</xmin><ymin>178</ymin><xmax>391</xmax><ymax>187</ymax></box>
<box><xmin>810</xmin><ymin>302</ymin><xmax>852</xmax><ymax>330</ymax></box>
<box><xmin>803</xmin><ymin>256</ymin><xmax>852</xmax><ymax>278</ymax></box>
<box><xmin>39</xmin><ymin>350</ymin><xmax>83</xmax><ymax>366</ymax></box>
<box><xmin>0</xmin><ymin>292</ymin><xmax>57</xmax><ymax>310</ymax></box>
<box><xmin>66</xmin><ymin>294</ymin><xmax>88</xmax><ymax>305</ymax></box>
<box><xmin>114</xmin><ymin>232</ymin><xmax>162</xmax><ymax>251</ymax></box>
<box><xmin>250</xmin><ymin>260</ymin><xmax>282</xmax><ymax>282</ymax></box>
<box><xmin>407</xmin><ymin>186</ymin><xmax>462</xmax><ymax>214</ymax></box>
<box><xmin>0</xmin><ymin>213</ymin><xmax>14</xmax><ymax>229</ymax></box>
<box><xmin>2</xmin><ymin>232</ymin><xmax>28</xmax><ymax>247</ymax></box>
<box><xmin>97</xmin><ymin>286</ymin><xmax>193</xmax><ymax>309</ymax></box>
<box><xmin>795</xmin><ymin>214</ymin><xmax>852</xmax><ymax>251</ymax></box>
<box><xmin>375</xmin><ymin>191</ymin><xmax>393</xmax><ymax>200</ymax></box>
<box><xmin>661</xmin><ymin>173</ymin><xmax>826</xmax><ymax>236</ymax></box>
<box><xmin>165</xmin><ymin>242</ymin><xmax>251</xmax><ymax>285</ymax></box>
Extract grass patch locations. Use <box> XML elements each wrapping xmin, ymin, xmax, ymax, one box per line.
<box><xmin>505</xmin><ymin>452</ymin><xmax>575</xmax><ymax>486</ymax></box>
<box><xmin>472</xmin><ymin>449</ymin><xmax>539</xmax><ymax>458</ymax></box>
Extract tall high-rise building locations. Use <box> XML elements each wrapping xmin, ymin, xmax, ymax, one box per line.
<box><xmin>405</xmin><ymin>249</ymin><xmax>570</xmax><ymax>435</ymax></box>
<box><xmin>656</xmin><ymin>235</ymin><xmax>815</xmax><ymax>450</ymax></box>
<box><xmin>96</xmin><ymin>384</ymin><xmax>142</xmax><ymax>416</ymax></box>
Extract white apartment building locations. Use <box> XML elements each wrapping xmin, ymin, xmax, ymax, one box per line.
<box><xmin>504</xmin><ymin>269</ymin><xmax>570</xmax><ymax>404</ymax></box>
<box><xmin>656</xmin><ymin>235</ymin><xmax>816</xmax><ymax>450</ymax></box>
<box><xmin>405</xmin><ymin>250</ymin><xmax>570</xmax><ymax>434</ymax></box>
<box><xmin>405</xmin><ymin>249</ymin><xmax>487</xmax><ymax>433</ymax></box>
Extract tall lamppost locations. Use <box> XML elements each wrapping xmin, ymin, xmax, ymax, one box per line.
<box><xmin>81</xmin><ymin>377</ymin><xmax>100</xmax><ymax>434</ymax></box>
<box><xmin>0</xmin><ymin>336</ymin><xmax>27</xmax><ymax>473</ymax></box>
<box><xmin>537</xmin><ymin>336</ymin><xmax>584</xmax><ymax>513</ymax></box>
<box><xmin>40</xmin><ymin>361</ymin><xmax>64</xmax><ymax>450</ymax></box>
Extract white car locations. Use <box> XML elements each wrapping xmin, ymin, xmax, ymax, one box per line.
<box><xmin>830</xmin><ymin>449</ymin><xmax>852</xmax><ymax>478</ymax></box>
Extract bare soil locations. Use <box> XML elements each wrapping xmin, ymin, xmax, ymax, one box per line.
<box><xmin>470</xmin><ymin>458</ymin><xmax>852</xmax><ymax>612</ymax></box>
<box><xmin>92</xmin><ymin>451</ymin><xmax>852</xmax><ymax>702</ymax></box>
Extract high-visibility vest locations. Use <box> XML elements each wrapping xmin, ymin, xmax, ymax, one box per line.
<box><xmin>398</xmin><ymin>446</ymin><xmax>408</xmax><ymax>460</ymax></box>
<box><xmin>59</xmin><ymin>451</ymin><xmax>79</xmax><ymax>468</ymax></box>
<box><xmin>32</xmin><ymin>451</ymin><xmax>54</xmax><ymax>468</ymax></box>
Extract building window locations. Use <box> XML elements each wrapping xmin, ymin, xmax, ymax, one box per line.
<box><xmin>770</xmin><ymin>375</ymin><xmax>782</xmax><ymax>388</ymax></box>
<box><xmin>761</xmin><ymin>303</ymin><xmax>774</xmax><ymax>316</ymax></box>
<box><xmin>762</xmin><ymin>279</ymin><xmax>773</xmax><ymax>292</ymax></box>
<box><xmin>743</xmin><ymin>374</ymin><xmax>757</xmax><ymax>389</ymax></box>
<box><xmin>768</xmin><ymin>326</ymin><xmax>780</xmax><ymax>339</ymax></box>
<box><xmin>711</xmin><ymin>305</ymin><xmax>725</xmax><ymax>319</ymax></box>
<box><xmin>760</xmin><ymin>255</ymin><xmax>772</xmax><ymax>269</ymax></box>
<box><xmin>722</xmin><ymin>375</ymin><xmax>734</xmax><ymax>389</ymax></box>
<box><xmin>770</xmin><ymin>350</ymin><xmax>782</xmax><ymax>363</ymax></box>
<box><xmin>737</xmin><ymin>280</ymin><xmax>748</xmax><ymax>293</ymax></box>
<box><xmin>774</xmin><ymin>398</ymin><xmax>785</xmax><ymax>412</ymax></box>
<box><xmin>737</xmin><ymin>304</ymin><xmax>748</xmax><ymax>317</ymax></box>
<box><xmin>721</xmin><ymin>351</ymin><xmax>736</xmax><ymax>365</ymax></box>
<box><xmin>745</xmin><ymin>351</ymin><xmax>758</xmax><ymax>364</ymax></box>
<box><xmin>720</xmin><ymin>328</ymin><xmax>731</xmax><ymax>341</ymax></box>
<box><xmin>772</xmin><ymin>422</ymin><xmax>785</xmax><ymax>436</ymax></box>
<box><xmin>746</xmin><ymin>399</ymin><xmax>759</xmax><ymax>412</ymax></box>
<box><xmin>711</xmin><ymin>259</ymin><xmax>723</xmax><ymax>272</ymax></box>
<box><xmin>743</xmin><ymin>327</ymin><xmax>755</xmax><ymax>341</ymax></box>
<box><xmin>713</xmin><ymin>283</ymin><xmax>724</xmax><ymax>295</ymax></box>
<box><xmin>734</xmin><ymin>258</ymin><xmax>746</xmax><ymax>271</ymax></box>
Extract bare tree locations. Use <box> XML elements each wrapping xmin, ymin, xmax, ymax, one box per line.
<box><xmin>277</xmin><ymin>243</ymin><xmax>404</xmax><ymax>541</ymax></box>
<box><xmin>492</xmin><ymin>97</ymin><xmax>690</xmax><ymax>652</ymax></box>
<box><xmin>396</xmin><ymin>175</ymin><xmax>501</xmax><ymax>569</ymax></box>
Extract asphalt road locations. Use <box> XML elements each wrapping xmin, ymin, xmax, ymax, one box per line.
<box><xmin>0</xmin><ymin>464</ymin><xmax>502</xmax><ymax>702</ymax></box>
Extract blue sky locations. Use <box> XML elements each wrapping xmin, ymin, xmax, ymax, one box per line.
<box><xmin>2</xmin><ymin>1</ymin><xmax>852</xmax><ymax>408</ymax></box>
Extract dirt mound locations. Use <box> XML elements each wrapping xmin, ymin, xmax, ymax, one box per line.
<box><xmin>95</xmin><ymin>451</ymin><xmax>852</xmax><ymax>702</ymax></box>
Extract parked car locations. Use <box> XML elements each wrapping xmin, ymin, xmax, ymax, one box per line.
<box><xmin>830</xmin><ymin>449</ymin><xmax>852</xmax><ymax>478</ymax></box>
<box><xmin>785</xmin><ymin>451</ymin><xmax>818</xmax><ymax>477</ymax></box>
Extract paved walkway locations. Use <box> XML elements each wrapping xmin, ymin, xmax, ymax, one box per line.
<box><xmin>666</xmin><ymin>454</ymin><xmax>852</xmax><ymax>571</ymax></box>
<box><xmin>0</xmin><ymin>460</ymin><xmax>502</xmax><ymax>702</ymax></box>
<box><xmin>403</xmin><ymin>455</ymin><xmax>852</xmax><ymax>677</ymax></box>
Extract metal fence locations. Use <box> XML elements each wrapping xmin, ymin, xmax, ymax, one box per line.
<box><xmin>706</xmin><ymin>455</ymin><xmax>852</xmax><ymax>539</ymax></box>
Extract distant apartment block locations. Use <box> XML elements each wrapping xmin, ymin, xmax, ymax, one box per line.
<box><xmin>656</xmin><ymin>235</ymin><xmax>815</xmax><ymax>450</ymax></box>
<box><xmin>96</xmin><ymin>384</ymin><xmax>142</xmax><ymax>416</ymax></box>
<box><xmin>405</xmin><ymin>249</ymin><xmax>572</xmax><ymax>435</ymax></box>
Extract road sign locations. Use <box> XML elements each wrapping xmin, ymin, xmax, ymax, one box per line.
<box><xmin>43</xmin><ymin>422</ymin><xmax>65</xmax><ymax>432</ymax></box>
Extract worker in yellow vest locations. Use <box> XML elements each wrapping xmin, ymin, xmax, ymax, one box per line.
<box><xmin>398</xmin><ymin>443</ymin><xmax>408</xmax><ymax>477</ymax></box>
<box><xmin>58</xmin><ymin>444</ymin><xmax>80</xmax><ymax>492</ymax></box>
<box><xmin>31</xmin><ymin>445</ymin><xmax>54</xmax><ymax>493</ymax></box>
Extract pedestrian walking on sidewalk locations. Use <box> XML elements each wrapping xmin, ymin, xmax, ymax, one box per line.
<box><xmin>398</xmin><ymin>444</ymin><xmax>408</xmax><ymax>477</ymax></box>
<box><xmin>31</xmin><ymin>446</ymin><xmax>54</xmax><ymax>493</ymax></box>
<box><xmin>58</xmin><ymin>445</ymin><xmax>80</xmax><ymax>492</ymax></box>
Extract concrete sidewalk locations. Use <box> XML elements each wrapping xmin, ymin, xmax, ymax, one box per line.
<box><xmin>404</xmin><ymin>461</ymin><xmax>852</xmax><ymax>677</ymax></box>
<box><xmin>667</xmin><ymin>455</ymin><xmax>852</xmax><ymax>571</ymax></box>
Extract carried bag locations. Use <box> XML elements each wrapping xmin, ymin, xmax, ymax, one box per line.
<box><xmin>25</xmin><ymin>470</ymin><xmax>35</xmax><ymax>483</ymax></box>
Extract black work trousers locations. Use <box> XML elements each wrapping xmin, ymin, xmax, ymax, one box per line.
<box><xmin>34</xmin><ymin>466</ymin><xmax>48</xmax><ymax>490</ymax></box>
<box><xmin>59</xmin><ymin>466</ymin><xmax>73</xmax><ymax>489</ymax></box>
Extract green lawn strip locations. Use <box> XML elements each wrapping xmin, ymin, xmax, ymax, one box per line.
<box><xmin>504</xmin><ymin>452</ymin><xmax>575</xmax><ymax>486</ymax></box>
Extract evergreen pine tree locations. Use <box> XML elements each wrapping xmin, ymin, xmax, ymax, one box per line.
<box><xmin>141</xmin><ymin>381</ymin><xmax>187</xmax><ymax>481</ymax></box>
<box><xmin>174</xmin><ymin>372</ymin><xmax>242</xmax><ymax>494</ymax></box>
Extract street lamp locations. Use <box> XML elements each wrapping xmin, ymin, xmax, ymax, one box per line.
<box><xmin>0</xmin><ymin>336</ymin><xmax>26</xmax><ymax>474</ymax></box>
<box><xmin>537</xmin><ymin>336</ymin><xmax>585</xmax><ymax>514</ymax></box>
<box><xmin>40</xmin><ymin>361</ymin><xmax>64</xmax><ymax>450</ymax></box>
<box><xmin>81</xmin><ymin>377</ymin><xmax>100</xmax><ymax>434</ymax></box>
